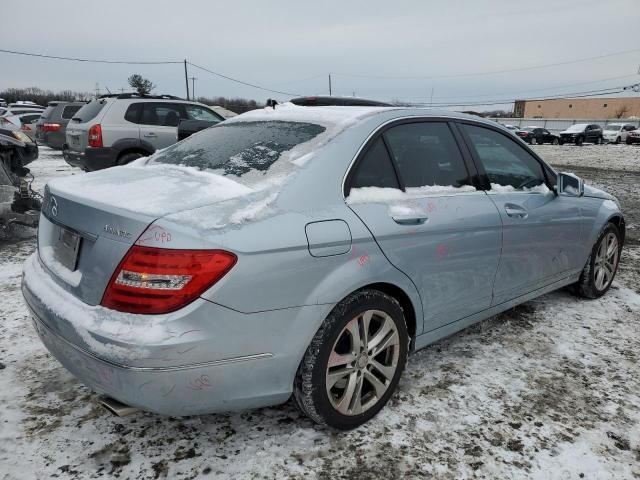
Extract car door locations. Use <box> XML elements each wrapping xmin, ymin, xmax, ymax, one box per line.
<box><xmin>542</xmin><ymin>129</ymin><xmax>553</xmax><ymax>143</ymax></box>
<box><xmin>458</xmin><ymin>122</ymin><xmax>583</xmax><ymax>305</ymax></box>
<box><xmin>139</xmin><ymin>102</ymin><xmax>186</xmax><ymax>150</ymax></box>
<box><xmin>346</xmin><ymin>120</ymin><xmax>502</xmax><ymax>332</ymax></box>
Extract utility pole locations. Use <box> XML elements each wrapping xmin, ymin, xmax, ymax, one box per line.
<box><xmin>190</xmin><ymin>76</ymin><xmax>197</xmax><ymax>101</ymax></box>
<box><xmin>184</xmin><ymin>60</ymin><xmax>190</xmax><ymax>100</ymax></box>
<box><xmin>95</xmin><ymin>82</ymin><xmax>100</xmax><ymax>98</ymax></box>
<box><xmin>329</xmin><ymin>73</ymin><xmax>332</xmax><ymax>96</ymax></box>
<box><xmin>429</xmin><ymin>87</ymin><xmax>434</xmax><ymax>107</ymax></box>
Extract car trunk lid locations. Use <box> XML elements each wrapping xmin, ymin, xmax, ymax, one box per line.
<box><xmin>38</xmin><ymin>165</ymin><xmax>252</xmax><ymax>305</ymax></box>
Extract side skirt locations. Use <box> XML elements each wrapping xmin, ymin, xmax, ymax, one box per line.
<box><xmin>413</xmin><ymin>271</ymin><xmax>581</xmax><ymax>352</ymax></box>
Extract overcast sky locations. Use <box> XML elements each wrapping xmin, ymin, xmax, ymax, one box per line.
<box><xmin>1</xmin><ymin>0</ymin><xmax>639</xmax><ymax>109</ymax></box>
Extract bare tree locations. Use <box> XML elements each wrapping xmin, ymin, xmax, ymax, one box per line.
<box><xmin>614</xmin><ymin>104</ymin><xmax>631</xmax><ymax>119</ymax></box>
<box><xmin>127</xmin><ymin>74</ymin><xmax>156</xmax><ymax>95</ymax></box>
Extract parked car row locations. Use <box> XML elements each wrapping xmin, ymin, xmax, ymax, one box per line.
<box><xmin>63</xmin><ymin>93</ymin><xmax>225</xmax><ymax>171</ymax></box>
<box><xmin>503</xmin><ymin>122</ymin><xmax>640</xmax><ymax>146</ymax></box>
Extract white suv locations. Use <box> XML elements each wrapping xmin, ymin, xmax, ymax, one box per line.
<box><xmin>63</xmin><ymin>94</ymin><xmax>224</xmax><ymax>171</ymax></box>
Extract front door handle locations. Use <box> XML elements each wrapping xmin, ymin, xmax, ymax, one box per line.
<box><xmin>505</xmin><ymin>204</ymin><xmax>528</xmax><ymax>219</ymax></box>
<box><xmin>143</xmin><ymin>132</ymin><xmax>157</xmax><ymax>138</ymax></box>
<box><xmin>392</xmin><ymin>215</ymin><xmax>428</xmax><ymax>225</ymax></box>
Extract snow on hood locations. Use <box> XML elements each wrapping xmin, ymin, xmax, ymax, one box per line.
<box><xmin>47</xmin><ymin>163</ymin><xmax>253</xmax><ymax>217</ymax></box>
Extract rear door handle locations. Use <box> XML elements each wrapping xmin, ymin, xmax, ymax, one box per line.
<box><xmin>505</xmin><ymin>204</ymin><xmax>528</xmax><ymax>219</ymax></box>
<box><xmin>392</xmin><ymin>216</ymin><xmax>428</xmax><ymax>225</ymax></box>
<box><xmin>143</xmin><ymin>132</ymin><xmax>157</xmax><ymax>138</ymax></box>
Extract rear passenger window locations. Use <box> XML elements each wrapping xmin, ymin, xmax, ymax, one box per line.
<box><xmin>141</xmin><ymin>103</ymin><xmax>186</xmax><ymax>127</ymax></box>
<box><xmin>383</xmin><ymin>122</ymin><xmax>471</xmax><ymax>188</ymax></box>
<box><xmin>461</xmin><ymin>124</ymin><xmax>546</xmax><ymax>191</ymax></box>
<box><xmin>349</xmin><ymin>138</ymin><xmax>399</xmax><ymax>191</ymax></box>
<box><xmin>61</xmin><ymin>105</ymin><xmax>82</xmax><ymax>119</ymax></box>
<box><xmin>124</xmin><ymin>103</ymin><xmax>143</xmax><ymax>123</ymax></box>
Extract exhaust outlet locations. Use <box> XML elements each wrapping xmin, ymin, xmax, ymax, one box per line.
<box><xmin>98</xmin><ymin>395</ymin><xmax>140</xmax><ymax>417</ymax></box>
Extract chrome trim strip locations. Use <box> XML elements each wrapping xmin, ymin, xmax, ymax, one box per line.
<box><xmin>31</xmin><ymin>314</ymin><xmax>273</xmax><ymax>372</ymax></box>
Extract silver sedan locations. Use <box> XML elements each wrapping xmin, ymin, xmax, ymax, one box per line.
<box><xmin>22</xmin><ymin>104</ymin><xmax>624</xmax><ymax>429</ymax></box>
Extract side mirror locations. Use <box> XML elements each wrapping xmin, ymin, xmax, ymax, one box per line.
<box><xmin>556</xmin><ymin>172</ymin><xmax>584</xmax><ymax>197</ymax></box>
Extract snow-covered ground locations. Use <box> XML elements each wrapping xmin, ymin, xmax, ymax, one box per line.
<box><xmin>1</xmin><ymin>146</ymin><xmax>639</xmax><ymax>479</ymax></box>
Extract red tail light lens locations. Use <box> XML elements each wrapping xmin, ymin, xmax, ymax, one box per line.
<box><xmin>101</xmin><ymin>246</ymin><xmax>237</xmax><ymax>314</ymax></box>
<box><xmin>88</xmin><ymin>124</ymin><xmax>103</xmax><ymax>147</ymax></box>
<box><xmin>42</xmin><ymin>123</ymin><xmax>61</xmax><ymax>132</ymax></box>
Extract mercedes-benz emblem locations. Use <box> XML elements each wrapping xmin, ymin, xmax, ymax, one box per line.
<box><xmin>50</xmin><ymin>196</ymin><xmax>58</xmax><ymax>217</ymax></box>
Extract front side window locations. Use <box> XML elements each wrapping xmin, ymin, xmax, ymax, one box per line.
<box><xmin>383</xmin><ymin>122</ymin><xmax>470</xmax><ymax>188</ymax></box>
<box><xmin>461</xmin><ymin>124</ymin><xmax>546</xmax><ymax>191</ymax></box>
<box><xmin>185</xmin><ymin>105</ymin><xmax>223</xmax><ymax>122</ymax></box>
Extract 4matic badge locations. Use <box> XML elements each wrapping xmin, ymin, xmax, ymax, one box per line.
<box><xmin>103</xmin><ymin>224</ymin><xmax>132</xmax><ymax>239</ymax></box>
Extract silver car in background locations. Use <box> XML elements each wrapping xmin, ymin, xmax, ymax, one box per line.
<box><xmin>22</xmin><ymin>104</ymin><xmax>624</xmax><ymax>429</ymax></box>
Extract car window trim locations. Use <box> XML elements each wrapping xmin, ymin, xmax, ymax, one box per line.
<box><xmin>454</xmin><ymin>119</ymin><xmax>556</xmax><ymax>193</ymax></box>
<box><xmin>343</xmin><ymin>117</ymin><xmax>476</xmax><ymax>198</ymax></box>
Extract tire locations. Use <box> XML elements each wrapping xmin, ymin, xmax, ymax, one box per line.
<box><xmin>530</xmin><ymin>137</ymin><xmax>537</xmax><ymax>145</ymax></box>
<box><xmin>552</xmin><ymin>138</ymin><xmax>559</xmax><ymax>145</ymax></box>
<box><xmin>615</xmin><ymin>137</ymin><xmax>621</xmax><ymax>144</ymax></box>
<box><xmin>576</xmin><ymin>136</ymin><xmax>583</xmax><ymax>146</ymax></box>
<box><xmin>626</xmin><ymin>137</ymin><xmax>632</xmax><ymax>145</ymax></box>
<box><xmin>293</xmin><ymin>289</ymin><xmax>409</xmax><ymax>430</ymax></box>
<box><xmin>117</xmin><ymin>152</ymin><xmax>145</xmax><ymax>166</ymax></box>
<box><xmin>596</xmin><ymin>136</ymin><xmax>603</xmax><ymax>145</ymax></box>
<box><xmin>572</xmin><ymin>223</ymin><xmax>622</xmax><ymax>299</ymax></box>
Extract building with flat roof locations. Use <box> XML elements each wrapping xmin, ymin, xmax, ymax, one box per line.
<box><xmin>514</xmin><ymin>96</ymin><xmax>640</xmax><ymax>119</ymax></box>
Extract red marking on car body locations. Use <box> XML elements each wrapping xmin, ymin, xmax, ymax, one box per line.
<box><xmin>187</xmin><ymin>375</ymin><xmax>211</xmax><ymax>391</ymax></box>
<box><xmin>358</xmin><ymin>255</ymin><xmax>370</xmax><ymax>266</ymax></box>
<box><xmin>436</xmin><ymin>244</ymin><xmax>448</xmax><ymax>259</ymax></box>
<box><xmin>136</xmin><ymin>225</ymin><xmax>173</xmax><ymax>245</ymax></box>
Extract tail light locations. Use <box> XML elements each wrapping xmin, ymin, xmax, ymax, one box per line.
<box><xmin>88</xmin><ymin>124</ymin><xmax>103</xmax><ymax>147</ymax></box>
<box><xmin>42</xmin><ymin>123</ymin><xmax>61</xmax><ymax>132</ymax></box>
<box><xmin>101</xmin><ymin>245</ymin><xmax>237</xmax><ymax>314</ymax></box>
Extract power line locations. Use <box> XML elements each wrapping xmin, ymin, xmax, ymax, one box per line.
<box><xmin>411</xmin><ymin>86</ymin><xmax>628</xmax><ymax>108</ymax></box>
<box><xmin>0</xmin><ymin>48</ymin><xmax>181</xmax><ymax>64</ymax></box>
<box><xmin>187</xmin><ymin>62</ymin><xmax>300</xmax><ymax>96</ymax></box>
<box><xmin>333</xmin><ymin>47</ymin><xmax>640</xmax><ymax>80</ymax></box>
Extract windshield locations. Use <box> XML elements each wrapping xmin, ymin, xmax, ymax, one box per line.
<box><xmin>604</xmin><ymin>124</ymin><xmax>623</xmax><ymax>131</ymax></box>
<box><xmin>565</xmin><ymin>124</ymin><xmax>587</xmax><ymax>132</ymax></box>
<box><xmin>151</xmin><ymin>120</ymin><xmax>326</xmax><ymax>184</ymax></box>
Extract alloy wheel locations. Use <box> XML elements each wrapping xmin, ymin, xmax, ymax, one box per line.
<box><xmin>325</xmin><ymin>310</ymin><xmax>400</xmax><ymax>416</ymax></box>
<box><xmin>594</xmin><ymin>232</ymin><xmax>619</xmax><ymax>291</ymax></box>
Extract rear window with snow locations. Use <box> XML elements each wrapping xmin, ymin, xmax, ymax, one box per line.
<box><xmin>151</xmin><ymin>120</ymin><xmax>326</xmax><ymax>179</ymax></box>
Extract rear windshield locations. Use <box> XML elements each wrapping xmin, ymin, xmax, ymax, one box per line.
<box><xmin>61</xmin><ymin>105</ymin><xmax>82</xmax><ymax>119</ymax></box>
<box><xmin>151</xmin><ymin>120</ymin><xmax>326</xmax><ymax>181</ymax></box>
<box><xmin>72</xmin><ymin>99</ymin><xmax>106</xmax><ymax>122</ymax></box>
<box><xmin>40</xmin><ymin>105</ymin><xmax>56</xmax><ymax>119</ymax></box>
<box><xmin>565</xmin><ymin>124</ymin><xmax>587</xmax><ymax>132</ymax></box>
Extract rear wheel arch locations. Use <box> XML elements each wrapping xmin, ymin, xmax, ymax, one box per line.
<box><xmin>351</xmin><ymin>282</ymin><xmax>418</xmax><ymax>346</ymax></box>
<box><xmin>116</xmin><ymin>148</ymin><xmax>150</xmax><ymax>165</ymax></box>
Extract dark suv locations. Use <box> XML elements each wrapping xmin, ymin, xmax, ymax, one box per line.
<box><xmin>35</xmin><ymin>101</ymin><xmax>85</xmax><ymax>149</ymax></box>
<box><xmin>515</xmin><ymin>126</ymin><xmax>560</xmax><ymax>145</ymax></box>
<box><xmin>559</xmin><ymin>124</ymin><xmax>603</xmax><ymax>145</ymax></box>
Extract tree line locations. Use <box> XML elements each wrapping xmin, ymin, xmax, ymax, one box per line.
<box><xmin>0</xmin><ymin>87</ymin><xmax>264</xmax><ymax>114</ymax></box>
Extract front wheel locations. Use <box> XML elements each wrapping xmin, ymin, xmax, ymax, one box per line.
<box><xmin>615</xmin><ymin>136</ymin><xmax>621</xmax><ymax>144</ymax></box>
<box><xmin>552</xmin><ymin>138</ymin><xmax>560</xmax><ymax>145</ymax></box>
<box><xmin>117</xmin><ymin>152</ymin><xmax>144</xmax><ymax>166</ymax></box>
<box><xmin>572</xmin><ymin>223</ymin><xmax>622</xmax><ymax>299</ymax></box>
<box><xmin>294</xmin><ymin>290</ymin><xmax>409</xmax><ymax>430</ymax></box>
<box><xmin>626</xmin><ymin>137</ymin><xmax>632</xmax><ymax>145</ymax></box>
<box><xmin>530</xmin><ymin>137</ymin><xmax>537</xmax><ymax>145</ymax></box>
<box><xmin>576</xmin><ymin>136</ymin><xmax>584</xmax><ymax>146</ymax></box>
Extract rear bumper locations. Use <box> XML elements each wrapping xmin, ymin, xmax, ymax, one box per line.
<box><xmin>21</xmin><ymin>253</ymin><xmax>327</xmax><ymax>416</ymax></box>
<box><xmin>62</xmin><ymin>146</ymin><xmax>118</xmax><ymax>171</ymax></box>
